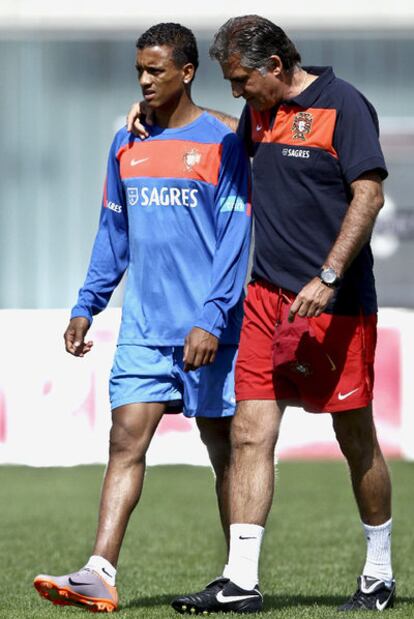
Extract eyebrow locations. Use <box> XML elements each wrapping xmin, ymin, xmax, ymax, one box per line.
<box><xmin>135</xmin><ymin>64</ymin><xmax>163</xmax><ymax>71</ymax></box>
<box><xmin>225</xmin><ymin>75</ymin><xmax>248</xmax><ymax>83</ymax></box>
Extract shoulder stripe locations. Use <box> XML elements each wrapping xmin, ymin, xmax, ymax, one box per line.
<box><xmin>117</xmin><ymin>139</ymin><xmax>222</xmax><ymax>185</ymax></box>
<box><xmin>251</xmin><ymin>106</ymin><xmax>338</xmax><ymax>158</ymax></box>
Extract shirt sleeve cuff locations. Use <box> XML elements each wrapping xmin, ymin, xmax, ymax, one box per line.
<box><xmin>344</xmin><ymin>157</ymin><xmax>388</xmax><ymax>184</ymax></box>
<box><xmin>193</xmin><ymin>302</ymin><xmax>226</xmax><ymax>340</ymax></box>
<box><xmin>70</xmin><ymin>306</ymin><xmax>93</xmax><ymax>324</ymax></box>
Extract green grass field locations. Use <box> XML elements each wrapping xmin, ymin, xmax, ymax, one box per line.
<box><xmin>1</xmin><ymin>461</ymin><xmax>413</xmax><ymax>618</ymax></box>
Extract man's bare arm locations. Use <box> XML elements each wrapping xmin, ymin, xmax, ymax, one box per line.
<box><xmin>288</xmin><ymin>171</ymin><xmax>384</xmax><ymax>321</ymax></box>
<box><xmin>127</xmin><ymin>101</ymin><xmax>239</xmax><ymax>136</ymax></box>
<box><xmin>202</xmin><ymin>108</ymin><xmax>239</xmax><ymax>132</ymax></box>
<box><xmin>323</xmin><ymin>171</ymin><xmax>384</xmax><ymax>276</ymax></box>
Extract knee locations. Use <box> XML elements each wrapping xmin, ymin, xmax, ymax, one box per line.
<box><xmin>332</xmin><ymin>411</ymin><xmax>377</xmax><ymax>466</ymax></box>
<box><xmin>197</xmin><ymin>419</ymin><xmax>231</xmax><ymax>466</ymax></box>
<box><xmin>231</xmin><ymin>414</ymin><xmax>275</xmax><ymax>454</ymax></box>
<box><xmin>108</xmin><ymin>423</ymin><xmax>147</xmax><ymax>465</ymax></box>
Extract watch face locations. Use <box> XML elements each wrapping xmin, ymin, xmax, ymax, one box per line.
<box><xmin>321</xmin><ymin>267</ymin><xmax>337</xmax><ymax>285</ymax></box>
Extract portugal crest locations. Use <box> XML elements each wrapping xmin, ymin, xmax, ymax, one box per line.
<box><xmin>183</xmin><ymin>148</ymin><xmax>202</xmax><ymax>170</ymax></box>
<box><xmin>292</xmin><ymin>111</ymin><xmax>313</xmax><ymax>141</ymax></box>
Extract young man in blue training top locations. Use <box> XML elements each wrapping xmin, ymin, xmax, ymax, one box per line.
<box><xmin>33</xmin><ymin>22</ymin><xmax>251</xmax><ymax>613</ymax></box>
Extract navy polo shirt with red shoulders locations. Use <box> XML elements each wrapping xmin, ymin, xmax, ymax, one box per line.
<box><xmin>237</xmin><ymin>66</ymin><xmax>388</xmax><ymax>315</ymax></box>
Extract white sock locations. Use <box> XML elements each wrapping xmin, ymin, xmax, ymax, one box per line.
<box><xmin>226</xmin><ymin>523</ymin><xmax>264</xmax><ymax>590</ymax></box>
<box><xmin>84</xmin><ymin>555</ymin><xmax>117</xmax><ymax>587</ymax></box>
<box><xmin>362</xmin><ymin>518</ymin><xmax>393</xmax><ymax>586</ymax></box>
<box><xmin>222</xmin><ymin>563</ymin><xmax>230</xmax><ymax>579</ymax></box>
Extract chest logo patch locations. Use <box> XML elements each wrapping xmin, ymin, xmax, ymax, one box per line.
<box><xmin>127</xmin><ymin>187</ymin><xmax>139</xmax><ymax>206</ymax></box>
<box><xmin>183</xmin><ymin>148</ymin><xmax>202</xmax><ymax>170</ymax></box>
<box><xmin>292</xmin><ymin>111</ymin><xmax>313</xmax><ymax>141</ymax></box>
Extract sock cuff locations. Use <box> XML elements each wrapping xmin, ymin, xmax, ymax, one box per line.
<box><xmin>85</xmin><ymin>555</ymin><xmax>117</xmax><ymax>578</ymax></box>
<box><xmin>230</xmin><ymin>523</ymin><xmax>265</xmax><ymax>539</ymax></box>
<box><xmin>361</xmin><ymin>518</ymin><xmax>392</xmax><ymax>533</ymax></box>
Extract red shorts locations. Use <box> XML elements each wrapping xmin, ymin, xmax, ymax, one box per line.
<box><xmin>235</xmin><ymin>280</ymin><xmax>377</xmax><ymax>413</ymax></box>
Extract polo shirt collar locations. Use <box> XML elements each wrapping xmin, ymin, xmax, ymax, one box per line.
<box><xmin>283</xmin><ymin>66</ymin><xmax>335</xmax><ymax>107</ymax></box>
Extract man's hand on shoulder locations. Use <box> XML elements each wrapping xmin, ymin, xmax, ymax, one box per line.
<box><xmin>183</xmin><ymin>327</ymin><xmax>219</xmax><ymax>372</ymax></box>
<box><xmin>126</xmin><ymin>101</ymin><xmax>153</xmax><ymax>139</ymax></box>
<box><xmin>288</xmin><ymin>277</ymin><xmax>335</xmax><ymax>323</ymax></box>
<box><xmin>64</xmin><ymin>317</ymin><xmax>93</xmax><ymax>357</ymax></box>
<box><xmin>203</xmin><ymin>108</ymin><xmax>239</xmax><ymax>133</ymax></box>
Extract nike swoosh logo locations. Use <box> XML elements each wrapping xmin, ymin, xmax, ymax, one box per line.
<box><xmin>326</xmin><ymin>353</ymin><xmax>336</xmax><ymax>372</ymax></box>
<box><xmin>376</xmin><ymin>594</ymin><xmax>393</xmax><ymax>611</ymax></box>
<box><xmin>216</xmin><ymin>591</ymin><xmax>259</xmax><ymax>604</ymax></box>
<box><xmin>338</xmin><ymin>388</ymin><xmax>359</xmax><ymax>401</ymax></box>
<box><xmin>102</xmin><ymin>567</ymin><xmax>112</xmax><ymax>578</ymax></box>
<box><xmin>361</xmin><ymin>579</ymin><xmax>381</xmax><ymax>594</ymax></box>
<box><xmin>68</xmin><ymin>578</ymin><xmax>94</xmax><ymax>586</ymax></box>
<box><xmin>239</xmin><ymin>536</ymin><xmax>257</xmax><ymax>540</ymax></box>
<box><xmin>256</xmin><ymin>124</ymin><xmax>262</xmax><ymax>131</ymax></box>
<box><xmin>130</xmin><ymin>157</ymin><xmax>149</xmax><ymax>166</ymax></box>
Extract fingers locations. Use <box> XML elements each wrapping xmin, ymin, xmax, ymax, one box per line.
<box><xmin>184</xmin><ymin>348</ymin><xmax>216</xmax><ymax>372</ymax></box>
<box><xmin>126</xmin><ymin>102</ymin><xmax>141</xmax><ymax>132</ymax></box>
<box><xmin>288</xmin><ymin>298</ymin><xmax>320</xmax><ymax>322</ymax></box>
<box><xmin>64</xmin><ymin>317</ymin><xmax>91</xmax><ymax>357</ymax></box>
<box><xmin>183</xmin><ymin>328</ymin><xmax>219</xmax><ymax>372</ymax></box>
<box><xmin>133</xmin><ymin>118</ymin><xmax>149</xmax><ymax>139</ymax></box>
<box><xmin>184</xmin><ymin>345</ymin><xmax>204</xmax><ymax>372</ymax></box>
<box><xmin>126</xmin><ymin>101</ymin><xmax>150</xmax><ymax>139</ymax></box>
<box><xmin>288</xmin><ymin>300</ymin><xmax>298</xmax><ymax>323</ymax></box>
<box><xmin>76</xmin><ymin>340</ymin><xmax>94</xmax><ymax>357</ymax></box>
<box><xmin>288</xmin><ymin>278</ymin><xmax>335</xmax><ymax>322</ymax></box>
<box><xmin>183</xmin><ymin>335</ymin><xmax>190</xmax><ymax>365</ymax></box>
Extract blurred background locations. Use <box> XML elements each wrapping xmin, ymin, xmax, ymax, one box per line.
<box><xmin>1</xmin><ymin>1</ymin><xmax>413</xmax><ymax>464</ymax></box>
<box><xmin>1</xmin><ymin>0</ymin><xmax>414</xmax><ymax>308</ymax></box>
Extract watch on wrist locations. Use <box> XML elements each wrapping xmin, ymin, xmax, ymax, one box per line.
<box><xmin>319</xmin><ymin>266</ymin><xmax>340</xmax><ymax>288</ymax></box>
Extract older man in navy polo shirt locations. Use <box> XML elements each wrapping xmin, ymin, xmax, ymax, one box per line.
<box><xmin>169</xmin><ymin>15</ymin><xmax>394</xmax><ymax>615</ymax></box>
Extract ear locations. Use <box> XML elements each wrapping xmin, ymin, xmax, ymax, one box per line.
<box><xmin>267</xmin><ymin>55</ymin><xmax>283</xmax><ymax>77</ymax></box>
<box><xmin>182</xmin><ymin>63</ymin><xmax>195</xmax><ymax>85</ymax></box>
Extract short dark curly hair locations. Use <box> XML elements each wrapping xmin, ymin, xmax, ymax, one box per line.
<box><xmin>136</xmin><ymin>23</ymin><xmax>199</xmax><ymax>74</ymax></box>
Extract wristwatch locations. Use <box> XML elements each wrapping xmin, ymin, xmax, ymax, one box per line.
<box><xmin>319</xmin><ymin>266</ymin><xmax>341</xmax><ymax>288</ymax></box>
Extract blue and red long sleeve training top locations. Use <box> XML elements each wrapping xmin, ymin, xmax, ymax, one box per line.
<box><xmin>71</xmin><ymin>111</ymin><xmax>251</xmax><ymax>345</ymax></box>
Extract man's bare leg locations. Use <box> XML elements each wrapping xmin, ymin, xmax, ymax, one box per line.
<box><xmin>92</xmin><ymin>402</ymin><xmax>165</xmax><ymax>567</ymax></box>
<box><xmin>230</xmin><ymin>400</ymin><xmax>284</xmax><ymax>524</ymax></box>
<box><xmin>218</xmin><ymin>399</ymin><xmax>285</xmax><ymax>592</ymax></box>
<box><xmin>333</xmin><ymin>404</ymin><xmax>394</xmax><ymax>610</ymax></box>
<box><xmin>196</xmin><ymin>416</ymin><xmax>232</xmax><ymax>550</ymax></box>
<box><xmin>170</xmin><ymin>400</ymin><xmax>284</xmax><ymax>614</ymax></box>
<box><xmin>332</xmin><ymin>404</ymin><xmax>391</xmax><ymax>525</ymax></box>
<box><xmin>33</xmin><ymin>403</ymin><xmax>165</xmax><ymax>611</ymax></box>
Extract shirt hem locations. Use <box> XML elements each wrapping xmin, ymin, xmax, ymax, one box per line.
<box><xmin>117</xmin><ymin>338</ymin><xmax>239</xmax><ymax>347</ymax></box>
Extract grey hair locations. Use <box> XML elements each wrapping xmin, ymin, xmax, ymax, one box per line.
<box><xmin>209</xmin><ymin>15</ymin><xmax>301</xmax><ymax>74</ymax></box>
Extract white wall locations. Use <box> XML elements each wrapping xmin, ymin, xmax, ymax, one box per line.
<box><xmin>0</xmin><ymin>308</ymin><xmax>411</xmax><ymax>466</ymax></box>
<box><xmin>1</xmin><ymin>0</ymin><xmax>414</xmax><ymax>31</ymax></box>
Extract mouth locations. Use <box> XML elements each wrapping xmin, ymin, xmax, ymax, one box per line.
<box><xmin>143</xmin><ymin>91</ymin><xmax>156</xmax><ymax>101</ymax></box>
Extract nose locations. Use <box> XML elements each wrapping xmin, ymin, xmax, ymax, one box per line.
<box><xmin>231</xmin><ymin>82</ymin><xmax>244</xmax><ymax>99</ymax></box>
<box><xmin>139</xmin><ymin>70</ymin><xmax>152</xmax><ymax>88</ymax></box>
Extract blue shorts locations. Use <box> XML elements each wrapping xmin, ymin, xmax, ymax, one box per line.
<box><xmin>109</xmin><ymin>344</ymin><xmax>237</xmax><ymax>418</ymax></box>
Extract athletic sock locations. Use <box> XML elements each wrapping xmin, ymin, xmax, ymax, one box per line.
<box><xmin>226</xmin><ymin>523</ymin><xmax>264</xmax><ymax>591</ymax></box>
<box><xmin>222</xmin><ymin>563</ymin><xmax>230</xmax><ymax>579</ymax></box>
<box><xmin>84</xmin><ymin>555</ymin><xmax>117</xmax><ymax>587</ymax></box>
<box><xmin>362</xmin><ymin>518</ymin><xmax>393</xmax><ymax>587</ymax></box>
